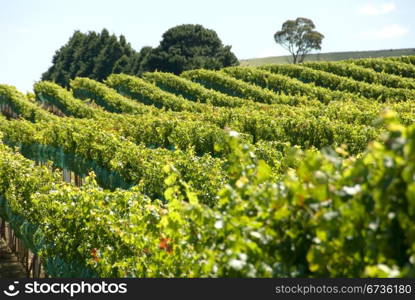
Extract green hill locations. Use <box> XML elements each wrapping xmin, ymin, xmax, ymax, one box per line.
<box><xmin>240</xmin><ymin>48</ymin><xmax>415</xmax><ymax>66</ymax></box>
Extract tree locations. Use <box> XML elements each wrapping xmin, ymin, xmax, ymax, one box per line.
<box><xmin>274</xmin><ymin>18</ymin><xmax>324</xmax><ymax>64</ymax></box>
<box><xmin>130</xmin><ymin>46</ymin><xmax>153</xmax><ymax>74</ymax></box>
<box><xmin>42</xmin><ymin>29</ymin><xmax>143</xmax><ymax>87</ymax></box>
<box><xmin>144</xmin><ymin>24</ymin><xmax>239</xmax><ymax>74</ymax></box>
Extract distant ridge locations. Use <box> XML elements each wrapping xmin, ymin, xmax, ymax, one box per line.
<box><xmin>240</xmin><ymin>48</ymin><xmax>415</xmax><ymax>66</ymax></box>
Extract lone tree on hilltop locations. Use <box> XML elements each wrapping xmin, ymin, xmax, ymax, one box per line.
<box><xmin>144</xmin><ymin>24</ymin><xmax>239</xmax><ymax>74</ymax></box>
<box><xmin>274</xmin><ymin>17</ymin><xmax>324</xmax><ymax>64</ymax></box>
<box><xmin>42</xmin><ymin>29</ymin><xmax>145</xmax><ymax>87</ymax></box>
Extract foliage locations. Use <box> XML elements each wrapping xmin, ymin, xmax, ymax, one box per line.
<box><xmin>143</xmin><ymin>71</ymin><xmax>250</xmax><ymax>108</ymax></box>
<box><xmin>182</xmin><ymin>69</ymin><xmax>307</xmax><ymax>105</ymax></box>
<box><xmin>1</xmin><ymin>55</ymin><xmax>415</xmax><ymax>278</ymax></box>
<box><xmin>104</xmin><ymin>74</ymin><xmax>380</xmax><ymax>153</ymax></box>
<box><xmin>388</xmin><ymin>55</ymin><xmax>415</xmax><ymax>66</ymax></box>
<box><xmin>41</xmin><ymin>29</ymin><xmax>144</xmax><ymax>87</ymax></box>
<box><xmin>260</xmin><ymin>63</ymin><xmax>415</xmax><ymax>102</ymax></box>
<box><xmin>348</xmin><ymin>57</ymin><xmax>415</xmax><ymax>78</ymax></box>
<box><xmin>143</xmin><ymin>24</ymin><xmax>239</xmax><ymax>74</ymax></box>
<box><xmin>0</xmin><ymin>84</ymin><xmax>52</xmax><ymax>122</ymax></box>
<box><xmin>304</xmin><ymin>60</ymin><xmax>415</xmax><ymax>90</ymax></box>
<box><xmin>1</xmin><ymin>114</ymin><xmax>415</xmax><ymax>277</ymax></box>
<box><xmin>222</xmin><ymin>66</ymin><xmax>362</xmax><ymax>103</ymax></box>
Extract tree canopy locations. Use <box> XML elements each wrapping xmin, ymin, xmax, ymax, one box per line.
<box><xmin>42</xmin><ymin>29</ymin><xmax>144</xmax><ymax>87</ymax></box>
<box><xmin>144</xmin><ymin>24</ymin><xmax>239</xmax><ymax>74</ymax></box>
<box><xmin>42</xmin><ymin>26</ymin><xmax>239</xmax><ymax>86</ymax></box>
<box><xmin>274</xmin><ymin>18</ymin><xmax>324</xmax><ymax>64</ymax></box>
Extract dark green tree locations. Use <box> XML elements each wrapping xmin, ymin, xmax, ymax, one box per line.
<box><xmin>130</xmin><ymin>46</ymin><xmax>153</xmax><ymax>74</ymax></box>
<box><xmin>42</xmin><ymin>29</ymin><xmax>143</xmax><ymax>87</ymax></box>
<box><xmin>274</xmin><ymin>17</ymin><xmax>324</xmax><ymax>64</ymax></box>
<box><xmin>144</xmin><ymin>24</ymin><xmax>239</xmax><ymax>74</ymax></box>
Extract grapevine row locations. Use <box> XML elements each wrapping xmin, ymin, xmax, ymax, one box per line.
<box><xmin>220</xmin><ymin>67</ymin><xmax>364</xmax><ymax>103</ymax></box>
<box><xmin>259</xmin><ymin>63</ymin><xmax>415</xmax><ymax>102</ymax></box>
<box><xmin>104</xmin><ymin>75</ymin><xmax>380</xmax><ymax>153</ymax></box>
<box><xmin>303</xmin><ymin>61</ymin><xmax>415</xmax><ymax>90</ymax></box>
<box><xmin>143</xmin><ymin>71</ymin><xmax>252</xmax><ymax>108</ymax></box>
<box><xmin>10</xmin><ymin>80</ymin><xmax>414</xmax><ymax>157</ymax></box>
<box><xmin>0</xmin><ymin>115</ymin><xmax>225</xmax><ymax>206</ymax></box>
<box><xmin>1</xmin><ymin>112</ymin><xmax>415</xmax><ymax>277</ymax></box>
<box><xmin>181</xmin><ymin>69</ymin><xmax>311</xmax><ymax>105</ymax></box>
<box><xmin>105</xmin><ymin>74</ymin><xmax>206</xmax><ymax>113</ymax></box>
<box><xmin>0</xmin><ymin>84</ymin><xmax>52</xmax><ymax>122</ymax></box>
<box><xmin>36</xmin><ymin>81</ymin><xmax>240</xmax><ymax>157</ymax></box>
<box><xmin>387</xmin><ymin>55</ymin><xmax>415</xmax><ymax>66</ymax></box>
<box><xmin>347</xmin><ymin>57</ymin><xmax>415</xmax><ymax>78</ymax></box>
<box><xmin>26</xmin><ymin>82</ymin><xmax>303</xmax><ymax>173</ymax></box>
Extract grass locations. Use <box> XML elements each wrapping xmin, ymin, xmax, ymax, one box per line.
<box><xmin>239</xmin><ymin>48</ymin><xmax>415</xmax><ymax>66</ymax></box>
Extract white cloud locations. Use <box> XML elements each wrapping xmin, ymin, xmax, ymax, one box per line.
<box><xmin>375</xmin><ymin>24</ymin><xmax>408</xmax><ymax>38</ymax></box>
<box><xmin>358</xmin><ymin>2</ymin><xmax>396</xmax><ymax>15</ymax></box>
<box><xmin>358</xmin><ymin>24</ymin><xmax>408</xmax><ymax>39</ymax></box>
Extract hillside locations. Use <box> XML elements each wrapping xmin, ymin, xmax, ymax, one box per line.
<box><xmin>240</xmin><ymin>47</ymin><xmax>415</xmax><ymax>66</ymax></box>
<box><xmin>0</xmin><ymin>55</ymin><xmax>415</xmax><ymax>278</ymax></box>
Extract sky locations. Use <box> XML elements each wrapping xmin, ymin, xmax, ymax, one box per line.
<box><xmin>0</xmin><ymin>0</ymin><xmax>414</xmax><ymax>92</ymax></box>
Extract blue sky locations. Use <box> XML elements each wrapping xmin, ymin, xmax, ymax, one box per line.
<box><xmin>0</xmin><ymin>0</ymin><xmax>414</xmax><ymax>92</ymax></box>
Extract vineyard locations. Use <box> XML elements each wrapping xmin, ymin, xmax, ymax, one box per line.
<box><xmin>1</xmin><ymin>56</ymin><xmax>415</xmax><ymax>278</ymax></box>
